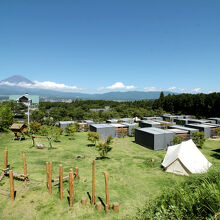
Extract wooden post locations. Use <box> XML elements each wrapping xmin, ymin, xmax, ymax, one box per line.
<box><xmin>48</xmin><ymin>162</ymin><xmax>52</xmax><ymax>194</ymax></box>
<box><xmin>46</xmin><ymin>162</ymin><xmax>49</xmax><ymax>189</ymax></box>
<box><xmin>69</xmin><ymin>169</ymin><xmax>74</xmax><ymax>207</ymax></box>
<box><xmin>22</xmin><ymin>154</ymin><xmax>27</xmax><ymax>176</ymax></box>
<box><xmin>113</xmin><ymin>202</ymin><xmax>119</xmax><ymax>211</ymax></box>
<box><xmin>96</xmin><ymin>201</ymin><xmax>102</xmax><ymax>211</ymax></box>
<box><xmin>9</xmin><ymin>170</ymin><xmax>14</xmax><ymax>200</ymax></box>
<box><xmin>104</xmin><ymin>172</ymin><xmax>110</xmax><ymax>208</ymax></box>
<box><xmin>105</xmin><ymin>204</ymin><xmax>109</xmax><ymax>213</ymax></box>
<box><xmin>59</xmin><ymin>164</ymin><xmax>63</xmax><ymax>200</ymax></box>
<box><xmin>75</xmin><ymin>167</ymin><xmax>79</xmax><ymax>179</ymax></box>
<box><xmin>81</xmin><ymin>196</ymin><xmax>87</xmax><ymax>205</ymax></box>
<box><xmin>91</xmin><ymin>160</ymin><xmax>96</xmax><ymax>204</ymax></box>
<box><xmin>4</xmin><ymin>149</ymin><xmax>8</xmax><ymax>169</ymax></box>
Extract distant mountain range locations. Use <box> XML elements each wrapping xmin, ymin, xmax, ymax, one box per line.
<box><xmin>0</xmin><ymin>75</ymin><xmax>177</xmax><ymax>101</ymax></box>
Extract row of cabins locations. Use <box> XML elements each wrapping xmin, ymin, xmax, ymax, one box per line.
<box><xmin>90</xmin><ymin>123</ymin><xmax>138</xmax><ymax>139</ymax></box>
<box><xmin>56</xmin><ymin>115</ymin><xmax>220</xmax><ymax>151</ymax></box>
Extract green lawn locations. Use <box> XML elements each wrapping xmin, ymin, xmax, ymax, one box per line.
<box><xmin>0</xmin><ymin>132</ymin><xmax>219</xmax><ymax>220</ymax></box>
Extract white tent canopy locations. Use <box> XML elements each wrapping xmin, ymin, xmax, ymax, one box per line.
<box><xmin>162</xmin><ymin>139</ymin><xmax>212</xmax><ymax>176</ymax></box>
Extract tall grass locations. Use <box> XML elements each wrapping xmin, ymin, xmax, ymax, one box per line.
<box><xmin>136</xmin><ymin>167</ymin><xmax>220</xmax><ymax>220</ymax></box>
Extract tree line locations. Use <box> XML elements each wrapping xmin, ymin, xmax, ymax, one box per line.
<box><xmin>0</xmin><ymin>92</ymin><xmax>220</xmax><ymax>131</ymax></box>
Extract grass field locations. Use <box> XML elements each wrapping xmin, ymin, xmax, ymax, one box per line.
<box><xmin>0</xmin><ymin>132</ymin><xmax>219</xmax><ymax>220</ymax></box>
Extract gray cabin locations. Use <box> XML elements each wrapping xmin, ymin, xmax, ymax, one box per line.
<box><xmin>139</xmin><ymin>120</ymin><xmax>160</xmax><ymax>128</ymax></box>
<box><xmin>121</xmin><ymin>123</ymin><xmax>138</xmax><ymax>136</ymax></box>
<box><xmin>168</xmin><ymin>125</ymin><xmax>199</xmax><ymax>135</ymax></box>
<box><xmin>90</xmin><ymin>124</ymin><xmax>115</xmax><ymax>139</ymax></box>
<box><xmin>135</xmin><ymin>127</ymin><xmax>174</xmax><ymax>150</ymax></box>
<box><xmin>185</xmin><ymin>124</ymin><xmax>211</xmax><ymax>138</ymax></box>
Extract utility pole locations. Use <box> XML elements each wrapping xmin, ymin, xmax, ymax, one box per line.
<box><xmin>27</xmin><ymin>100</ymin><xmax>30</xmax><ymax>125</ymax></box>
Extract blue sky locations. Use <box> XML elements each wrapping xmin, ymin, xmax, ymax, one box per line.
<box><xmin>0</xmin><ymin>0</ymin><xmax>220</xmax><ymax>93</ymax></box>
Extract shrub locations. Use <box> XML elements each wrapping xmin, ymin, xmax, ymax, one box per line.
<box><xmin>171</xmin><ymin>136</ymin><xmax>184</xmax><ymax>145</ymax></box>
<box><xmin>119</xmin><ymin>128</ymin><xmax>127</xmax><ymax>138</ymax></box>
<box><xmin>29</xmin><ymin>122</ymin><xmax>41</xmax><ymax>134</ymax></box>
<box><xmin>96</xmin><ymin>136</ymin><xmax>113</xmax><ymax>158</ymax></box>
<box><xmin>131</xmin><ymin>128</ymin><xmax>136</xmax><ymax>137</ymax></box>
<box><xmin>88</xmin><ymin>131</ymin><xmax>99</xmax><ymax>146</ymax></box>
<box><xmin>65</xmin><ymin>124</ymin><xmax>76</xmax><ymax>139</ymax></box>
<box><xmin>136</xmin><ymin>168</ymin><xmax>220</xmax><ymax>220</ymax></box>
<box><xmin>191</xmin><ymin>131</ymin><xmax>206</xmax><ymax>148</ymax></box>
<box><xmin>0</xmin><ymin>103</ymin><xmax>13</xmax><ymax>131</ymax></box>
<box><xmin>38</xmin><ymin>125</ymin><xmax>61</xmax><ymax>142</ymax></box>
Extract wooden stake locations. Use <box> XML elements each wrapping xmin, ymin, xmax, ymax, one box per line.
<box><xmin>22</xmin><ymin>154</ymin><xmax>27</xmax><ymax>176</ymax></box>
<box><xmin>59</xmin><ymin>164</ymin><xmax>63</xmax><ymax>200</ymax></box>
<box><xmin>75</xmin><ymin>167</ymin><xmax>79</xmax><ymax>179</ymax></box>
<box><xmin>104</xmin><ymin>171</ymin><xmax>110</xmax><ymax>208</ymax></box>
<box><xmin>9</xmin><ymin>170</ymin><xmax>14</xmax><ymax>200</ymax></box>
<box><xmin>69</xmin><ymin>169</ymin><xmax>74</xmax><ymax>207</ymax></box>
<box><xmin>81</xmin><ymin>196</ymin><xmax>87</xmax><ymax>205</ymax></box>
<box><xmin>4</xmin><ymin>149</ymin><xmax>8</xmax><ymax>169</ymax></box>
<box><xmin>96</xmin><ymin>201</ymin><xmax>102</xmax><ymax>211</ymax></box>
<box><xmin>46</xmin><ymin>162</ymin><xmax>49</xmax><ymax>189</ymax></box>
<box><xmin>105</xmin><ymin>204</ymin><xmax>109</xmax><ymax>213</ymax></box>
<box><xmin>48</xmin><ymin>162</ymin><xmax>52</xmax><ymax>194</ymax></box>
<box><xmin>113</xmin><ymin>202</ymin><xmax>119</xmax><ymax>211</ymax></box>
<box><xmin>91</xmin><ymin>160</ymin><xmax>96</xmax><ymax>204</ymax></box>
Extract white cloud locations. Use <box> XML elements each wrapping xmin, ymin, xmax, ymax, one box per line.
<box><xmin>143</xmin><ymin>87</ymin><xmax>158</xmax><ymax>91</ymax></box>
<box><xmin>168</xmin><ymin>86</ymin><xmax>177</xmax><ymax>91</ymax></box>
<box><xmin>106</xmin><ymin>82</ymin><xmax>135</xmax><ymax>90</ymax></box>
<box><xmin>192</xmin><ymin>88</ymin><xmax>201</xmax><ymax>93</ymax></box>
<box><xmin>0</xmin><ymin>80</ymin><xmax>83</xmax><ymax>92</ymax></box>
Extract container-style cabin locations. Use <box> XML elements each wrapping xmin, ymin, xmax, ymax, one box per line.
<box><xmin>121</xmin><ymin>123</ymin><xmax>138</xmax><ymax>136</ymax></box>
<box><xmin>90</xmin><ymin>124</ymin><xmax>115</xmax><ymax>139</ymax></box>
<box><xmin>186</xmin><ymin>124</ymin><xmax>211</xmax><ymax>138</ymax></box>
<box><xmin>135</xmin><ymin>127</ymin><xmax>174</xmax><ymax>150</ymax></box>
<box><xmin>139</xmin><ymin>120</ymin><xmax>160</xmax><ymax>128</ymax></box>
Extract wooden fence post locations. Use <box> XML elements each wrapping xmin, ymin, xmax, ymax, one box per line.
<box><xmin>105</xmin><ymin>204</ymin><xmax>109</xmax><ymax>213</ymax></box>
<box><xmin>113</xmin><ymin>202</ymin><xmax>119</xmax><ymax>211</ymax></box>
<box><xmin>22</xmin><ymin>154</ymin><xmax>27</xmax><ymax>175</ymax></box>
<box><xmin>9</xmin><ymin>170</ymin><xmax>14</xmax><ymax>200</ymax></box>
<box><xmin>69</xmin><ymin>169</ymin><xmax>74</xmax><ymax>207</ymax></box>
<box><xmin>81</xmin><ymin>196</ymin><xmax>87</xmax><ymax>205</ymax></box>
<box><xmin>91</xmin><ymin>160</ymin><xmax>96</xmax><ymax>204</ymax></box>
<box><xmin>96</xmin><ymin>201</ymin><xmax>102</xmax><ymax>211</ymax></box>
<box><xmin>104</xmin><ymin>172</ymin><xmax>110</xmax><ymax>208</ymax></box>
<box><xmin>75</xmin><ymin>167</ymin><xmax>79</xmax><ymax>179</ymax></box>
<box><xmin>48</xmin><ymin>162</ymin><xmax>52</xmax><ymax>194</ymax></box>
<box><xmin>59</xmin><ymin>164</ymin><xmax>63</xmax><ymax>200</ymax></box>
<box><xmin>4</xmin><ymin>149</ymin><xmax>8</xmax><ymax>170</ymax></box>
<box><xmin>46</xmin><ymin>162</ymin><xmax>49</xmax><ymax>189</ymax></box>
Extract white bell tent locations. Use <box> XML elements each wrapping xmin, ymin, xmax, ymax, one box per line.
<box><xmin>162</xmin><ymin>139</ymin><xmax>212</xmax><ymax>176</ymax></box>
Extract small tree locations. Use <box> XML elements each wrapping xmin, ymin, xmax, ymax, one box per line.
<box><xmin>74</xmin><ymin>122</ymin><xmax>80</xmax><ymax>132</ymax></box>
<box><xmin>88</xmin><ymin>131</ymin><xmax>100</xmax><ymax>146</ymax></box>
<box><xmin>171</xmin><ymin>136</ymin><xmax>184</xmax><ymax>145</ymax></box>
<box><xmin>96</xmin><ymin>136</ymin><xmax>113</xmax><ymax>158</ymax></box>
<box><xmin>38</xmin><ymin>125</ymin><xmax>61</xmax><ymax>142</ymax></box>
<box><xmin>131</xmin><ymin>128</ymin><xmax>136</xmax><ymax>137</ymax></box>
<box><xmin>66</xmin><ymin>124</ymin><xmax>76</xmax><ymax>139</ymax></box>
<box><xmin>0</xmin><ymin>103</ymin><xmax>14</xmax><ymax>131</ymax></box>
<box><xmin>191</xmin><ymin>131</ymin><xmax>206</xmax><ymax>148</ymax></box>
<box><xmin>29</xmin><ymin>122</ymin><xmax>41</xmax><ymax>134</ymax></box>
<box><xmin>39</xmin><ymin>125</ymin><xmax>50</xmax><ymax>136</ymax></box>
<box><xmin>120</xmin><ymin>128</ymin><xmax>127</xmax><ymax>138</ymax></box>
<box><xmin>51</xmin><ymin>126</ymin><xmax>62</xmax><ymax>142</ymax></box>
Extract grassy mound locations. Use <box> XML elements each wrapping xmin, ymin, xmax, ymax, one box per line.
<box><xmin>136</xmin><ymin>167</ymin><xmax>220</xmax><ymax>220</ymax></box>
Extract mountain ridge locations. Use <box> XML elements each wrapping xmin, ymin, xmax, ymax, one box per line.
<box><xmin>0</xmin><ymin>75</ymin><xmax>177</xmax><ymax>100</ymax></box>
